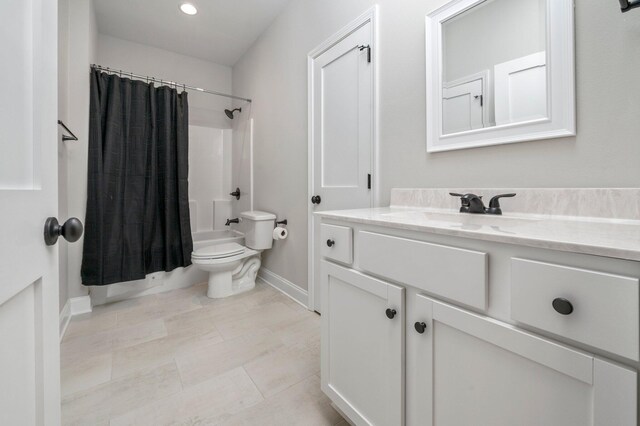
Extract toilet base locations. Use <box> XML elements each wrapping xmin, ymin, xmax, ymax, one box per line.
<box><xmin>206</xmin><ymin>255</ymin><xmax>261</xmax><ymax>299</ymax></box>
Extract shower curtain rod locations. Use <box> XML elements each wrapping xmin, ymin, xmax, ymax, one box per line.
<box><xmin>90</xmin><ymin>64</ymin><xmax>252</xmax><ymax>103</ymax></box>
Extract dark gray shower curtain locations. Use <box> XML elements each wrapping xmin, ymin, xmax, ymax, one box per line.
<box><xmin>81</xmin><ymin>69</ymin><xmax>193</xmax><ymax>286</ymax></box>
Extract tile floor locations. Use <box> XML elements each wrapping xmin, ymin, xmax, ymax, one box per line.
<box><xmin>60</xmin><ymin>281</ymin><xmax>347</xmax><ymax>425</ymax></box>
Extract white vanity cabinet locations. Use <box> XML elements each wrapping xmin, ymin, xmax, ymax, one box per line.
<box><xmin>318</xmin><ymin>218</ymin><xmax>640</xmax><ymax>426</ymax></box>
<box><xmin>410</xmin><ymin>294</ymin><xmax>637</xmax><ymax>426</ymax></box>
<box><xmin>320</xmin><ymin>261</ymin><xmax>405</xmax><ymax>426</ymax></box>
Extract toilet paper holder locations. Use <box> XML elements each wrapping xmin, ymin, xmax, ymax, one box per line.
<box><xmin>275</xmin><ymin>219</ymin><xmax>288</xmax><ymax>226</ymax></box>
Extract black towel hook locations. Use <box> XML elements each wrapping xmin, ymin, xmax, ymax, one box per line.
<box><xmin>57</xmin><ymin>120</ymin><xmax>78</xmax><ymax>142</ymax></box>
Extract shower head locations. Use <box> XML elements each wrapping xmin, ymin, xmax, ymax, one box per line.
<box><xmin>225</xmin><ymin>108</ymin><xmax>242</xmax><ymax>119</ymax></box>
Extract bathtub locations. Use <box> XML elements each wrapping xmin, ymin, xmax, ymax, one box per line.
<box><xmin>90</xmin><ymin>229</ymin><xmax>244</xmax><ymax>306</ymax></box>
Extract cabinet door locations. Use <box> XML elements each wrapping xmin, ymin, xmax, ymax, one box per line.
<box><xmin>409</xmin><ymin>295</ymin><xmax>637</xmax><ymax>426</ymax></box>
<box><xmin>321</xmin><ymin>261</ymin><xmax>405</xmax><ymax>426</ymax></box>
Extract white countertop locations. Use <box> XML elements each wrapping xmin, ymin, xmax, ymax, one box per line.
<box><xmin>316</xmin><ymin>207</ymin><xmax>640</xmax><ymax>262</ymax></box>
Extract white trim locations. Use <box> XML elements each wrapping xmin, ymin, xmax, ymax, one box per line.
<box><xmin>307</xmin><ymin>6</ymin><xmax>379</xmax><ymax>313</ymax></box>
<box><xmin>426</xmin><ymin>0</ymin><xmax>575</xmax><ymax>152</ymax></box>
<box><xmin>70</xmin><ymin>295</ymin><xmax>92</xmax><ymax>316</ymax></box>
<box><xmin>59</xmin><ymin>299</ymin><xmax>71</xmax><ymax>342</ymax></box>
<box><xmin>257</xmin><ymin>268</ymin><xmax>309</xmax><ymax>309</ymax></box>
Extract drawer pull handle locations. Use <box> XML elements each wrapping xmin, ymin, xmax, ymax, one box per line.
<box><xmin>385</xmin><ymin>308</ymin><xmax>397</xmax><ymax>319</ymax></box>
<box><xmin>414</xmin><ymin>322</ymin><xmax>427</xmax><ymax>334</ymax></box>
<box><xmin>326</xmin><ymin>239</ymin><xmax>335</xmax><ymax>247</ymax></box>
<box><xmin>552</xmin><ymin>298</ymin><xmax>574</xmax><ymax>315</ymax></box>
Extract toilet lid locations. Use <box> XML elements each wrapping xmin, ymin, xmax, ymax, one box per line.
<box><xmin>192</xmin><ymin>243</ymin><xmax>245</xmax><ymax>259</ymax></box>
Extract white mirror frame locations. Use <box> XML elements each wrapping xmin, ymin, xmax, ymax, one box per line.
<box><xmin>426</xmin><ymin>0</ymin><xmax>575</xmax><ymax>153</ymax></box>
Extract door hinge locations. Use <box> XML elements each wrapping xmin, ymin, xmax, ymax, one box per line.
<box><xmin>358</xmin><ymin>45</ymin><xmax>371</xmax><ymax>63</ymax></box>
<box><xmin>367</xmin><ymin>173</ymin><xmax>372</xmax><ymax>190</ymax></box>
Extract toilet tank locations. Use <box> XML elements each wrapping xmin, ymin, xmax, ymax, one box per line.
<box><xmin>240</xmin><ymin>211</ymin><xmax>276</xmax><ymax>250</ymax></box>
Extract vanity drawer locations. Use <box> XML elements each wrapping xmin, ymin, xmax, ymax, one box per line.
<box><xmin>321</xmin><ymin>224</ymin><xmax>353</xmax><ymax>264</ymax></box>
<box><xmin>358</xmin><ymin>231</ymin><xmax>487</xmax><ymax>310</ymax></box>
<box><xmin>511</xmin><ymin>258</ymin><xmax>640</xmax><ymax>361</ymax></box>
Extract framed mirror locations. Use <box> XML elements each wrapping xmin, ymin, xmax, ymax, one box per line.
<box><xmin>426</xmin><ymin>0</ymin><xmax>575</xmax><ymax>152</ymax></box>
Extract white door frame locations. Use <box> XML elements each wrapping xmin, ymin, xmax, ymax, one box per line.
<box><xmin>307</xmin><ymin>6</ymin><xmax>379</xmax><ymax>312</ymax></box>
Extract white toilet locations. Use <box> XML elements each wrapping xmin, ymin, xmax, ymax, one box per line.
<box><xmin>191</xmin><ymin>211</ymin><xmax>275</xmax><ymax>298</ymax></box>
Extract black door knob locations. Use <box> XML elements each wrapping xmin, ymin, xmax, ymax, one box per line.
<box><xmin>326</xmin><ymin>239</ymin><xmax>335</xmax><ymax>247</ymax></box>
<box><xmin>385</xmin><ymin>308</ymin><xmax>397</xmax><ymax>319</ymax></box>
<box><xmin>552</xmin><ymin>298</ymin><xmax>574</xmax><ymax>315</ymax></box>
<box><xmin>44</xmin><ymin>217</ymin><xmax>83</xmax><ymax>246</ymax></box>
<box><xmin>414</xmin><ymin>322</ymin><xmax>427</xmax><ymax>334</ymax></box>
<box><xmin>229</xmin><ymin>188</ymin><xmax>241</xmax><ymax>200</ymax></box>
<box><xmin>311</xmin><ymin>195</ymin><xmax>321</xmax><ymax>205</ymax></box>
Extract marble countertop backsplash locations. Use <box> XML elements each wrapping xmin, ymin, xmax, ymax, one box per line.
<box><xmin>390</xmin><ymin>188</ymin><xmax>640</xmax><ymax>221</ymax></box>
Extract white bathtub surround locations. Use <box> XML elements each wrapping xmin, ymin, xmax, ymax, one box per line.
<box><xmin>390</xmin><ymin>188</ymin><xmax>640</xmax><ymax>221</ymax></box>
<box><xmin>188</xmin><ymin>126</ymin><xmax>233</xmax><ymax>232</ymax></box>
<box><xmin>90</xmin><ymin>230</ymin><xmax>243</xmax><ymax>306</ymax></box>
<box><xmin>212</xmin><ymin>199</ymin><xmax>233</xmax><ymax>230</ymax></box>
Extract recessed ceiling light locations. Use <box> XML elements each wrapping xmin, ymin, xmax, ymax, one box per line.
<box><xmin>180</xmin><ymin>3</ymin><xmax>198</xmax><ymax>15</ymax></box>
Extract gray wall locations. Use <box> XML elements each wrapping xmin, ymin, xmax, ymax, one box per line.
<box><xmin>98</xmin><ymin>35</ymin><xmax>233</xmax><ymax>129</ymax></box>
<box><xmin>58</xmin><ymin>0</ymin><xmax>70</xmax><ymax>311</ymax></box>
<box><xmin>232</xmin><ymin>0</ymin><xmax>640</xmax><ymax>293</ymax></box>
<box><xmin>58</xmin><ymin>0</ymin><xmax>98</xmax><ymax>306</ymax></box>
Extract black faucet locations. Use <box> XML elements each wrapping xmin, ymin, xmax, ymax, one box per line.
<box><xmin>450</xmin><ymin>193</ymin><xmax>516</xmax><ymax>215</ymax></box>
<box><xmin>225</xmin><ymin>218</ymin><xmax>240</xmax><ymax>226</ymax></box>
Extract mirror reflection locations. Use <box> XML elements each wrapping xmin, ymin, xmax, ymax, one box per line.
<box><xmin>442</xmin><ymin>0</ymin><xmax>547</xmax><ymax>135</ymax></box>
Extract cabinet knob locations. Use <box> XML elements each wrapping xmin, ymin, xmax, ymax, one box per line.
<box><xmin>326</xmin><ymin>239</ymin><xmax>335</xmax><ymax>247</ymax></box>
<box><xmin>311</xmin><ymin>195</ymin><xmax>322</xmax><ymax>205</ymax></box>
<box><xmin>385</xmin><ymin>308</ymin><xmax>397</xmax><ymax>319</ymax></box>
<box><xmin>414</xmin><ymin>322</ymin><xmax>427</xmax><ymax>334</ymax></box>
<box><xmin>552</xmin><ymin>298</ymin><xmax>574</xmax><ymax>315</ymax></box>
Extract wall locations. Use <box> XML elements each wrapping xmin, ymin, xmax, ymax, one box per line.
<box><xmin>97</xmin><ymin>35</ymin><xmax>233</xmax><ymax>129</ymax></box>
<box><xmin>57</xmin><ymin>0</ymin><xmax>70</xmax><ymax>311</ymax></box>
<box><xmin>59</xmin><ymin>0</ymin><xmax>98</xmax><ymax>303</ymax></box>
<box><xmin>232</xmin><ymin>0</ymin><xmax>640</xmax><ymax>293</ymax></box>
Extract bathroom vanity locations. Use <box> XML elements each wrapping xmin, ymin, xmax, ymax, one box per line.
<box><xmin>317</xmin><ymin>189</ymin><xmax>640</xmax><ymax>426</ymax></box>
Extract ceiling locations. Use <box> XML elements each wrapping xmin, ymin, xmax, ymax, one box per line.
<box><xmin>94</xmin><ymin>0</ymin><xmax>291</xmax><ymax>66</ymax></box>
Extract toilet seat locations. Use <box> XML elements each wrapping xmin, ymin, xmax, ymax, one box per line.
<box><xmin>192</xmin><ymin>243</ymin><xmax>245</xmax><ymax>260</ymax></box>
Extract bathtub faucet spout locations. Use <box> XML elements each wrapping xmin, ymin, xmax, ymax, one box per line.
<box><xmin>225</xmin><ymin>218</ymin><xmax>240</xmax><ymax>226</ymax></box>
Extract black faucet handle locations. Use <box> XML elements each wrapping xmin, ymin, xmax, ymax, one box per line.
<box><xmin>449</xmin><ymin>192</ymin><xmax>464</xmax><ymax>197</ymax></box>
<box><xmin>488</xmin><ymin>193</ymin><xmax>516</xmax><ymax>207</ymax></box>
<box><xmin>486</xmin><ymin>193</ymin><xmax>516</xmax><ymax>215</ymax></box>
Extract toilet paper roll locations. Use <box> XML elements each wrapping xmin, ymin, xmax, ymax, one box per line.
<box><xmin>273</xmin><ymin>227</ymin><xmax>288</xmax><ymax>240</ymax></box>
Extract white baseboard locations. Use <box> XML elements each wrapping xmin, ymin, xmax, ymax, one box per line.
<box><xmin>59</xmin><ymin>300</ymin><xmax>71</xmax><ymax>342</ymax></box>
<box><xmin>257</xmin><ymin>268</ymin><xmax>309</xmax><ymax>309</ymax></box>
<box><xmin>70</xmin><ymin>295</ymin><xmax>92</xmax><ymax>316</ymax></box>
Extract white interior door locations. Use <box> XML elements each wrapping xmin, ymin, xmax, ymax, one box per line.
<box><xmin>442</xmin><ymin>78</ymin><xmax>484</xmax><ymax>134</ymax></box>
<box><xmin>0</xmin><ymin>0</ymin><xmax>61</xmax><ymax>424</ymax></box>
<box><xmin>310</xmin><ymin>20</ymin><xmax>374</xmax><ymax>313</ymax></box>
<box><xmin>494</xmin><ymin>51</ymin><xmax>547</xmax><ymax>125</ymax></box>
